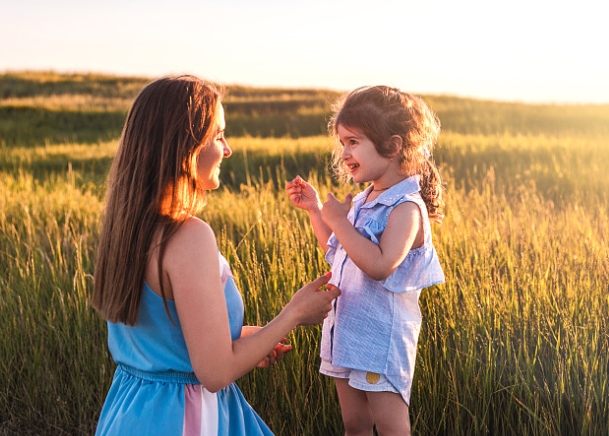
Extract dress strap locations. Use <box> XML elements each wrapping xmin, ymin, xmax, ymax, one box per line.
<box><xmin>118</xmin><ymin>364</ymin><xmax>200</xmax><ymax>384</ymax></box>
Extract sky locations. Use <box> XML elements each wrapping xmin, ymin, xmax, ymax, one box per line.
<box><xmin>1</xmin><ymin>0</ymin><xmax>607</xmax><ymax>104</ymax></box>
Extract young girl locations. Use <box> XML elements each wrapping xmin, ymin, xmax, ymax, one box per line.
<box><xmin>285</xmin><ymin>86</ymin><xmax>445</xmax><ymax>435</ymax></box>
<box><xmin>93</xmin><ymin>75</ymin><xmax>340</xmax><ymax>435</ymax></box>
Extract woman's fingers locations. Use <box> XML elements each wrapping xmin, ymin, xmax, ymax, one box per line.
<box><xmin>257</xmin><ymin>342</ymin><xmax>293</xmax><ymax>368</ymax></box>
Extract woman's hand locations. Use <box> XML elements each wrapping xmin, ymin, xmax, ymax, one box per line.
<box><xmin>241</xmin><ymin>326</ymin><xmax>293</xmax><ymax>368</ymax></box>
<box><xmin>283</xmin><ymin>273</ymin><xmax>341</xmax><ymax>326</ymax></box>
<box><xmin>285</xmin><ymin>176</ymin><xmax>322</xmax><ymax>213</ymax></box>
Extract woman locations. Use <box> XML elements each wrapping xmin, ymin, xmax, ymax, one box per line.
<box><xmin>93</xmin><ymin>75</ymin><xmax>339</xmax><ymax>435</ymax></box>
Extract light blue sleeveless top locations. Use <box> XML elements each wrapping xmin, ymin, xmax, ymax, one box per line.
<box><xmin>321</xmin><ymin>175</ymin><xmax>445</xmax><ymax>405</ymax></box>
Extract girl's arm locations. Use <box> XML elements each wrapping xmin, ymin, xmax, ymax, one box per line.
<box><xmin>322</xmin><ymin>194</ymin><xmax>423</xmax><ymax>281</ymax></box>
<box><xmin>166</xmin><ymin>217</ymin><xmax>339</xmax><ymax>393</ymax></box>
<box><xmin>285</xmin><ymin>176</ymin><xmax>332</xmax><ymax>252</ymax></box>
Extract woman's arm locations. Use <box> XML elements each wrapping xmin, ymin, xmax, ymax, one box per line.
<box><xmin>321</xmin><ymin>194</ymin><xmax>423</xmax><ymax>281</ymax></box>
<box><xmin>166</xmin><ymin>217</ymin><xmax>339</xmax><ymax>392</ymax></box>
<box><xmin>241</xmin><ymin>325</ymin><xmax>292</xmax><ymax>368</ymax></box>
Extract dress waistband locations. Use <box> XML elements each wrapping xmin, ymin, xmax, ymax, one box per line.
<box><xmin>118</xmin><ymin>364</ymin><xmax>200</xmax><ymax>385</ymax></box>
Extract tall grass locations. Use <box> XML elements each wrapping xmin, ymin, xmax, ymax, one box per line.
<box><xmin>0</xmin><ymin>171</ymin><xmax>109</xmax><ymax>435</ymax></box>
<box><xmin>1</xmin><ymin>129</ymin><xmax>608</xmax><ymax>434</ymax></box>
<box><xmin>415</xmin><ymin>181</ymin><xmax>608</xmax><ymax>435</ymax></box>
<box><xmin>1</xmin><ymin>72</ymin><xmax>609</xmax><ymax>434</ymax></box>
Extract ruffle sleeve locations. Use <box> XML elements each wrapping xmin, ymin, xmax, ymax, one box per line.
<box><xmin>379</xmin><ymin>246</ymin><xmax>445</xmax><ymax>293</ymax></box>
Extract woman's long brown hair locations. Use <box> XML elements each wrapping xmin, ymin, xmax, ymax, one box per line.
<box><xmin>93</xmin><ymin>76</ymin><xmax>224</xmax><ymax>325</ymax></box>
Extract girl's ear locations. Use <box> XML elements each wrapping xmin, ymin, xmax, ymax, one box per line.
<box><xmin>386</xmin><ymin>135</ymin><xmax>403</xmax><ymax>157</ymax></box>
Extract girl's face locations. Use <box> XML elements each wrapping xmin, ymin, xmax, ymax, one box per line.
<box><xmin>196</xmin><ymin>103</ymin><xmax>231</xmax><ymax>190</ymax></box>
<box><xmin>337</xmin><ymin>124</ymin><xmax>393</xmax><ymax>185</ymax></box>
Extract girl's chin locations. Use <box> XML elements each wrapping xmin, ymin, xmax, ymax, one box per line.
<box><xmin>351</xmin><ymin>175</ymin><xmax>367</xmax><ymax>184</ymax></box>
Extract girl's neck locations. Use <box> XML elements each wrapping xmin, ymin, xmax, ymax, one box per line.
<box><xmin>365</xmin><ymin>176</ymin><xmax>403</xmax><ymax>203</ymax></box>
<box><xmin>372</xmin><ymin>185</ymin><xmax>391</xmax><ymax>192</ymax></box>
<box><xmin>371</xmin><ymin>172</ymin><xmax>412</xmax><ymax>193</ymax></box>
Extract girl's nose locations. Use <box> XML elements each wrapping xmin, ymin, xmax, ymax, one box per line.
<box><xmin>223</xmin><ymin>142</ymin><xmax>232</xmax><ymax>158</ymax></box>
<box><xmin>340</xmin><ymin>147</ymin><xmax>350</xmax><ymax>160</ymax></box>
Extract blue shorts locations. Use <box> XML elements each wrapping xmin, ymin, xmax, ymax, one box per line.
<box><xmin>320</xmin><ymin>360</ymin><xmax>399</xmax><ymax>394</ymax></box>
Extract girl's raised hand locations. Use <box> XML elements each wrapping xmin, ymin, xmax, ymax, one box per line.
<box><xmin>285</xmin><ymin>176</ymin><xmax>321</xmax><ymax>212</ymax></box>
<box><xmin>321</xmin><ymin>193</ymin><xmax>353</xmax><ymax>229</ymax></box>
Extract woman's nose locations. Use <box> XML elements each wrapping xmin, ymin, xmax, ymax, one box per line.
<box><xmin>223</xmin><ymin>142</ymin><xmax>232</xmax><ymax>158</ymax></box>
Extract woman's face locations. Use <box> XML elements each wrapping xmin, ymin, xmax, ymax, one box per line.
<box><xmin>196</xmin><ymin>103</ymin><xmax>231</xmax><ymax>190</ymax></box>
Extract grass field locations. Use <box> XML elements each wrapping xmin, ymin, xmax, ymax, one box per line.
<box><xmin>1</xmin><ymin>72</ymin><xmax>608</xmax><ymax>435</ymax></box>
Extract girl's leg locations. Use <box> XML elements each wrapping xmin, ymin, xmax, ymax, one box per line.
<box><xmin>334</xmin><ymin>378</ymin><xmax>374</xmax><ymax>436</ymax></box>
<box><xmin>366</xmin><ymin>391</ymin><xmax>411</xmax><ymax>436</ymax></box>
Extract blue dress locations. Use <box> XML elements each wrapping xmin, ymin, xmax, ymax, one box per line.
<box><xmin>95</xmin><ymin>253</ymin><xmax>274</xmax><ymax>436</ymax></box>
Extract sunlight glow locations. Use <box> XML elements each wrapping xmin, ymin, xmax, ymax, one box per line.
<box><xmin>1</xmin><ymin>0</ymin><xmax>607</xmax><ymax>104</ymax></box>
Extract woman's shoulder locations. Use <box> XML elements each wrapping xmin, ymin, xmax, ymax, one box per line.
<box><xmin>166</xmin><ymin>216</ymin><xmax>218</xmax><ymax>257</ymax></box>
<box><xmin>176</xmin><ymin>215</ymin><xmax>214</xmax><ymax>237</ymax></box>
<box><xmin>145</xmin><ymin>216</ymin><xmax>218</xmax><ymax>300</ymax></box>
<box><xmin>161</xmin><ymin>216</ymin><xmax>221</xmax><ymax>287</ymax></box>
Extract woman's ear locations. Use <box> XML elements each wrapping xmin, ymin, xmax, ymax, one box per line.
<box><xmin>386</xmin><ymin>135</ymin><xmax>403</xmax><ymax>157</ymax></box>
